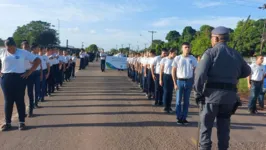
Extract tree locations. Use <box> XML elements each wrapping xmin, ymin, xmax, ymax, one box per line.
<box><xmin>13</xmin><ymin>21</ymin><xmax>59</xmax><ymax>47</ymax></box>
<box><xmin>0</xmin><ymin>38</ymin><xmax>4</xmax><ymax>46</ymax></box>
<box><xmin>181</xmin><ymin>26</ymin><xmax>196</xmax><ymax>43</ymax></box>
<box><xmin>228</xmin><ymin>19</ymin><xmax>266</xmax><ymax>56</ymax></box>
<box><xmin>190</xmin><ymin>25</ymin><xmax>213</xmax><ymax>56</ymax></box>
<box><xmin>35</xmin><ymin>30</ymin><xmax>58</xmax><ymax>46</ymax></box>
<box><xmin>166</xmin><ymin>30</ymin><xmax>181</xmax><ymax>42</ymax></box>
<box><xmin>85</xmin><ymin>44</ymin><xmax>98</xmax><ymax>53</ymax></box>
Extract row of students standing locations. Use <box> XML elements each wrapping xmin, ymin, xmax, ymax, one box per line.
<box><xmin>0</xmin><ymin>37</ymin><xmax>78</xmax><ymax>131</ymax></box>
<box><xmin>79</xmin><ymin>49</ymin><xmax>90</xmax><ymax>70</ymax></box>
<box><xmin>127</xmin><ymin>42</ymin><xmax>197</xmax><ymax>125</ymax></box>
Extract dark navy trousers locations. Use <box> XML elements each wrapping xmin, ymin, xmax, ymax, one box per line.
<box><xmin>1</xmin><ymin>73</ymin><xmax>26</xmax><ymax>123</ymax></box>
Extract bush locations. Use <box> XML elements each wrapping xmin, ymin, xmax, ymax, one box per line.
<box><xmin>237</xmin><ymin>78</ymin><xmax>249</xmax><ymax>93</ymax></box>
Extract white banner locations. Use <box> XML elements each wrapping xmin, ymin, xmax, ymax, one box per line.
<box><xmin>106</xmin><ymin>56</ymin><xmax>128</xmax><ymax>70</ymax></box>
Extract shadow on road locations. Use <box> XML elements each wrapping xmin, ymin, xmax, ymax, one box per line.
<box><xmin>26</xmin><ymin>121</ymin><xmax>253</xmax><ymax>130</ymax></box>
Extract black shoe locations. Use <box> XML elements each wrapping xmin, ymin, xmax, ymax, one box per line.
<box><xmin>28</xmin><ymin>111</ymin><xmax>33</xmax><ymax>118</ymax></box>
<box><xmin>158</xmin><ymin>102</ymin><xmax>163</xmax><ymax>106</ymax></box>
<box><xmin>182</xmin><ymin>119</ymin><xmax>189</xmax><ymax>125</ymax></box>
<box><xmin>1</xmin><ymin>124</ymin><xmax>12</xmax><ymax>131</ymax></box>
<box><xmin>153</xmin><ymin>101</ymin><xmax>159</xmax><ymax>106</ymax></box>
<box><xmin>35</xmin><ymin>104</ymin><xmax>42</xmax><ymax>109</ymax></box>
<box><xmin>18</xmin><ymin>123</ymin><xmax>26</xmax><ymax>130</ymax></box>
<box><xmin>177</xmin><ymin>119</ymin><xmax>183</xmax><ymax>125</ymax></box>
<box><xmin>248</xmin><ymin>109</ymin><xmax>255</xmax><ymax>114</ymax></box>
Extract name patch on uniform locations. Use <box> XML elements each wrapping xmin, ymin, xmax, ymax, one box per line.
<box><xmin>15</xmin><ymin>56</ymin><xmax>20</xmax><ymax>59</ymax></box>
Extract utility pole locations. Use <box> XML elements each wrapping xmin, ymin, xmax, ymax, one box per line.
<box><xmin>144</xmin><ymin>43</ymin><xmax>147</xmax><ymax>49</ymax></box>
<box><xmin>148</xmin><ymin>31</ymin><xmax>156</xmax><ymax>49</ymax></box>
<box><xmin>259</xmin><ymin>4</ymin><xmax>266</xmax><ymax>54</ymax></box>
<box><xmin>82</xmin><ymin>42</ymin><xmax>84</xmax><ymax>49</ymax></box>
<box><xmin>116</xmin><ymin>44</ymin><xmax>118</xmax><ymax>50</ymax></box>
<box><xmin>66</xmin><ymin>39</ymin><xmax>68</xmax><ymax>48</ymax></box>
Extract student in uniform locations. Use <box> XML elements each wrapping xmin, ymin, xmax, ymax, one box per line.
<box><xmin>172</xmin><ymin>42</ymin><xmax>197</xmax><ymax>125</ymax></box>
<box><xmin>67</xmin><ymin>51</ymin><xmax>73</xmax><ymax>80</ymax></box>
<box><xmin>159</xmin><ymin>48</ymin><xmax>176</xmax><ymax>113</ymax></box>
<box><xmin>53</xmin><ymin>48</ymin><xmax>60</xmax><ymax>91</ymax></box>
<box><xmin>31</xmin><ymin>44</ymin><xmax>43</xmax><ymax>109</ymax></box>
<box><xmin>79</xmin><ymin>49</ymin><xmax>85</xmax><ymax>70</ymax></box>
<box><xmin>147</xmin><ymin>50</ymin><xmax>156</xmax><ymax>100</ymax></box>
<box><xmin>39</xmin><ymin>47</ymin><xmax>50</xmax><ymax>102</ymax></box>
<box><xmin>247</xmin><ymin>55</ymin><xmax>266</xmax><ymax>114</ymax></box>
<box><xmin>0</xmin><ymin>37</ymin><xmax>41</xmax><ymax>131</ymax></box>
<box><xmin>58</xmin><ymin>49</ymin><xmax>65</xmax><ymax>86</ymax></box>
<box><xmin>46</xmin><ymin>47</ymin><xmax>55</xmax><ymax>96</ymax></box>
<box><xmin>71</xmin><ymin>54</ymin><xmax>76</xmax><ymax>78</ymax></box>
<box><xmin>100</xmin><ymin>50</ymin><xmax>107</xmax><ymax>72</ymax></box>
<box><xmin>22</xmin><ymin>41</ymin><xmax>37</xmax><ymax>117</ymax></box>
<box><xmin>151</xmin><ymin>48</ymin><xmax>168</xmax><ymax>106</ymax></box>
<box><xmin>64</xmin><ymin>51</ymin><xmax>72</xmax><ymax>81</ymax></box>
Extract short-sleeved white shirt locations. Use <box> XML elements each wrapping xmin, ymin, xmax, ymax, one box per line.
<box><xmin>41</xmin><ymin>55</ymin><xmax>49</xmax><ymax>70</ymax></box>
<box><xmin>160</xmin><ymin>57</ymin><xmax>174</xmax><ymax>74</ymax></box>
<box><xmin>250</xmin><ymin>63</ymin><xmax>266</xmax><ymax>81</ymax></box>
<box><xmin>34</xmin><ymin>54</ymin><xmax>42</xmax><ymax>70</ymax></box>
<box><xmin>48</xmin><ymin>55</ymin><xmax>55</xmax><ymax>66</ymax></box>
<box><xmin>64</xmin><ymin>56</ymin><xmax>70</xmax><ymax>63</ymax></box>
<box><xmin>0</xmin><ymin>48</ymin><xmax>37</xmax><ymax>73</ymax></box>
<box><xmin>152</xmin><ymin>56</ymin><xmax>163</xmax><ymax>74</ymax></box>
<box><xmin>100</xmin><ymin>53</ymin><xmax>107</xmax><ymax>60</ymax></box>
<box><xmin>53</xmin><ymin>54</ymin><xmax>59</xmax><ymax>64</ymax></box>
<box><xmin>72</xmin><ymin>56</ymin><xmax>76</xmax><ymax>63</ymax></box>
<box><xmin>172</xmin><ymin>55</ymin><xmax>197</xmax><ymax>79</ymax></box>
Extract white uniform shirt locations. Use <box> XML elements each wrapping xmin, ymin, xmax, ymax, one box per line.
<box><xmin>0</xmin><ymin>49</ymin><xmax>37</xmax><ymax>73</ymax></box>
<box><xmin>250</xmin><ymin>63</ymin><xmax>266</xmax><ymax>81</ymax></box>
<box><xmin>153</xmin><ymin>56</ymin><xmax>163</xmax><ymax>74</ymax></box>
<box><xmin>160</xmin><ymin>57</ymin><xmax>174</xmax><ymax>74</ymax></box>
<box><xmin>24</xmin><ymin>50</ymin><xmax>32</xmax><ymax>70</ymax></box>
<box><xmin>141</xmin><ymin>57</ymin><xmax>148</xmax><ymax>67</ymax></box>
<box><xmin>58</xmin><ymin>55</ymin><xmax>65</xmax><ymax>63</ymax></box>
<box><xmin>148</xmin><ymin>57</ymin><xmax>156</xmax><ymax>70</ymax></box>
<box><xmin>172</xmin><ymin>55</ymin><xmax>197</xmax><ymax>79</ymax></box>
<box><xmin>48</xmin><ymin>55</ymin><xmax>55</xmax><ymax>66</ymax></box>
<box><xmin>34</xmin><ymin>54</ymin><xmax>42</xmax><ymax>70</ymax></box>
<box><xmin>72</xmin><ymin>56</ymin><xmax>76</xmax><ymax>63</ymax></box>
<box><xmin>100</xmin><ymin>53</ymin><xmax>107</xmax><ymax>60</ymax></box>
<box><xmin>53</xmin><ymin>54</ymin><xmax>59</xmax><ymax>64</ymax></box>
<box><xmin>80</xmin><ymin>52</ymin><xmax>85</xmax><ymax>58</ymax></box>
<box><xmin>41</xmin><ymin>55</ymin><xmax>49</xmax><ymax>70</ymax></box>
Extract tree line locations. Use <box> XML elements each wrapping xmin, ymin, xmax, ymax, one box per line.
<box><xmin>3</xmin><ymin>19</ymin><xmax>265</xmax><ymax>57</ymax></box>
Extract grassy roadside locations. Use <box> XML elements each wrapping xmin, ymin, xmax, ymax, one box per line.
<box><xmin>238</xmin><ymin>78</ymin><xmax>249</xmax><ymax>93</ymax></box>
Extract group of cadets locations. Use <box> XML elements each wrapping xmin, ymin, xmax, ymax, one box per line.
<box><xmin>127</xmin><ymin>42</ymin><xmax>197</xmax><ymax>125</ymax></box>
<box><xmin>0</xmin><ymin>37</ymin><xmax>78</xmax><ymax>131</ymax></box>
<box><xmin>79</xmin><ymin>49</ymin><xmax>90</xmax><ymax>70</ymax></box>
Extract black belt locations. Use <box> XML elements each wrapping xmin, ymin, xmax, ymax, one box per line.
<box><xmin>206</xmin><ymin>82</ymin><xmax>237</xmax><ymax>92</ymax></box>
<box><xmin>251</xmin><ymin>80</ymin><xmax>263</xmax><ymax>83</ymax></box>
<box><xmin>178</xmin><ymin>78</ymin><xmax>192</xmax><ymax>81</ymax></box>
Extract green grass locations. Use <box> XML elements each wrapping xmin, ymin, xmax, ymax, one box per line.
<box><xmin>237</xmin><ymin>78</ymin><xmax>249</xmax><ymax>93</ymax></box>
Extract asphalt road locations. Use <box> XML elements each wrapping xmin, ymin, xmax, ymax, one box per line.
<box><xmin>0</xmin><ymin>62</ymin><xmax>265</xmax><ymax>150</ymax></box>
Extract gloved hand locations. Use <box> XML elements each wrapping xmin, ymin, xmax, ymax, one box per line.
<box><xmin>195</xmin><ymin>93</ymin><xmax>205</xmax><ymax>106</ymax></box>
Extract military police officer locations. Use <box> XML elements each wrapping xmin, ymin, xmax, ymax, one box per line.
<box><xmin>194</xmin><ymin>26</ymin><xmax>251</xmax><ymax>150</ymax></box>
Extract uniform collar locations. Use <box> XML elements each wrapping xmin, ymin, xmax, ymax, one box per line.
<box><xmin>213</xmin><ymin>42</ymin><xmax>227</xmax><ymax>48</ymax></box>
